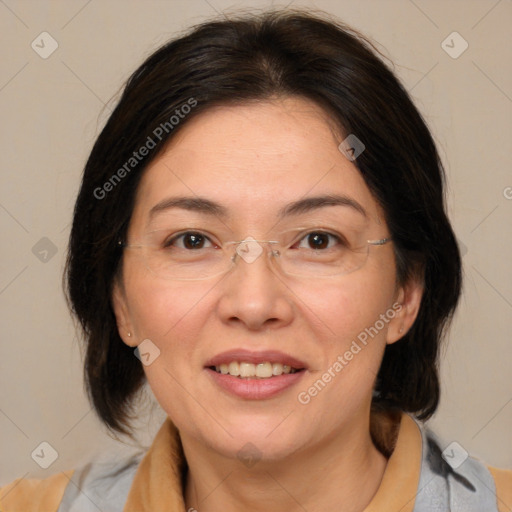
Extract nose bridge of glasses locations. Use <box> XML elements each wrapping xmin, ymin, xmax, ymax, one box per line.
<box><xmin>228</xmin><ymin>237</ymin><xmax>280</xmax><ymax>266</ymax></box>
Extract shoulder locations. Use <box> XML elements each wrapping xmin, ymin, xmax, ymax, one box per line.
<box><xmin>0</xmin><ymin>470</ymin><xmax>74</xmax><ymax>511</ymax></box>
<box><xmin>0</xmin><ymin>450</ymin><xmax>144</xmax><ymax>512</ymax></box>
<box><xmin>413</xmin><ymin>418</ymin><xmax>512</xmax><ymax>512</ymax></box>
<box><xmin>488</xmin><ymin>466</ymin><xmax>512</xmax><ymax>512</ymax></box>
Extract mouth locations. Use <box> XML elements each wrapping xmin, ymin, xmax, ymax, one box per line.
<box><xmin>205</xmin><ymin>349</ymin><xmax>307</xmax><ymax>376</ymax></box>
<box><xmin>204</xmin><ymin>349</ymin><xmax>307</xmax><ymax>399</ymax></box>
<box><xmin>209</xmin><ymin>361</ymin><xmax>304</xmax><ymax>379</ymax></box>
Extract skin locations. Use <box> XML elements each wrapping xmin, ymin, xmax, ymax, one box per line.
<box><xmin>113</xmin><ymin>96</ymin><xmax>423</xmax><ymax>512</ymax></box>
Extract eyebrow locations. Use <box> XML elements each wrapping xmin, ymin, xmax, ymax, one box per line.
<box><xmin>148</xmin><ymin>193</ymin><xmax>367</xmax><ymax>222</ymax></box>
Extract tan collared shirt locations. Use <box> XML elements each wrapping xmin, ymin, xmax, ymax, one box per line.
<box><xmin>1</xmin><ymin>413</ymin><xmax>511</xmax><ymax>511</ymax></box>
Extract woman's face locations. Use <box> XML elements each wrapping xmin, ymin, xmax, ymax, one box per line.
<box><xmin>113</xmin><ymin>96</ymin><xmax>419</xmax><ymax>460</ymax></box>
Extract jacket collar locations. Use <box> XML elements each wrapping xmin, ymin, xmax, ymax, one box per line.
<box><xmin>124</xmin><ymin>411</ymin><xmax>422</xmax><ymax>511</ymax></box>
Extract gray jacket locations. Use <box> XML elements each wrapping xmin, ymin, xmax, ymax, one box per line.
<box><xmin>58</xmin><ymin>418</ymin><xmax>500</xmax><ymax>511</ymax></box>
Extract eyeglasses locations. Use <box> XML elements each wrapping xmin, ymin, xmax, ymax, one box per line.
<box><xmin>121</xmin><ymin>228</ymin><xmax>391</xmax><ymax>281</ymax></box>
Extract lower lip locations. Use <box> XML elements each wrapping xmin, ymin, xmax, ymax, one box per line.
<box><xmin>206</xmin><ymin>368</ymin><xmax>306</xmax><ymax>400</ymax></box>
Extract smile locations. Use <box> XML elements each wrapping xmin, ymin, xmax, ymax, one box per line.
<box><xmin>212</xmin><ymin>361</ymin><xmax>302</xmax><ymax>378</ymax></box>
<box><xmin>205</xmin><ymin>349</ymin><xmax>308</xmax><ymax>399</ymax></box>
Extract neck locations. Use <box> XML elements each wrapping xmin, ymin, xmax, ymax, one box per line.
<box><xmin>182</xmin><ymin>411</ymin><xmax>389</xmax><ymax>512</ymax></box>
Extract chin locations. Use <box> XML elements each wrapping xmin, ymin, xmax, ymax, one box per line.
<box><xmin>217</xmin><ymin>436</ymin><xmax>304</xmax><ymax>465</ymax></box>
<box><xmin>201</xmin><ymin>413</ymin><xmax>312</xmax><ymax>462</ymax></box>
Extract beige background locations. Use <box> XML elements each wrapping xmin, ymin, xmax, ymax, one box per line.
<box><xmin>1</xmin><ymin>0</ymin><xmax>511</xmax><ymax>485</ymax></box>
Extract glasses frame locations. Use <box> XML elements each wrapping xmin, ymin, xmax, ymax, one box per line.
<box><xmin>120</xmin><ymin>235</ymin><xmax>392</xmax><ymax>281</ymax></box>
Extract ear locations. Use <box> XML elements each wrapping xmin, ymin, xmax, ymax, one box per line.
<box><xmin>386</xmin><ymin>276</ymin><xmax>423</xmax><ymax>345</ymax></box>
<box><xmin>111</xmin><ymin>280</ymin><xmax>138</xmax><ymax>347</ymax></box>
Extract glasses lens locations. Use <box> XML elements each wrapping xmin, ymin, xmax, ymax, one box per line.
<box><xmin>149</xmin><ymin>247</ymin><xmax>232</xmax><ymax>280</ymax></box>
<box><xmin>279</xmin><ymin>240</ymin><xmax>370</xmax><ymax>277</ymax></box>
<box><xmin>128</xmin><ymin>227</ymin><xmax>378</xmax><ymax>280</ymax></box>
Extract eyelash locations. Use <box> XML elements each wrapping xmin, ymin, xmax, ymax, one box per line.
<box><xmin>162</xmin><ymin>231</ymin><xmax>217</xmax><ymax>250</ymax></box>
<box><xmin>162</xmin><ymin>230</ymin><xmax>346</xmax><ymax>250</ymax></box>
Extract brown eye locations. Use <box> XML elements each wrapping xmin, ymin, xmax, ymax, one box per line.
<box><xmin>164</xmin><ymin>232</ymin><xmax>214</xmax><ymax>250</ymax></box>
<box><xmin>296</xmin><ymin>231</ymin><xmax>341</xmax><ymax>251</ymax></box>
<box><xmin>182</xmin><ymin>233</ymin><xmax>206</xmax><ymax>249</ymax></box>
<box><xmin>307</xmin><ymin>233</ymin><xmax>330</xmax><ymax>250</ymax></box>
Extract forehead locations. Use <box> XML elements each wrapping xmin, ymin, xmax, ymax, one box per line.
<box><xmin>131</xmin><ymin>97</ymin><xmax>384</xmax><ymax>229</ymax></box>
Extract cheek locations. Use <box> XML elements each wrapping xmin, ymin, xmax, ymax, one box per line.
<box><xmin>124</xmin><ymin>276</ymin><xmax>218</xmax><ymax>429</ymax></box>
<box><xmin>292</xmin><ymin>272</ymin><xmax>396</xmax><ymax>404</ymax></box>
<box><xmin>123</xmin><ymin>270</ymin><xmax>216</xmax><ymax>386</ymax></box>
<box><xmin>125</xmin><ymin>267</ymin><xmax>210</xmax><ymax>341</ymax></box>
<box><xmin>295</xmin><ymin>270</ymin><xmax>396</xmax><ymax>348</ymax></box>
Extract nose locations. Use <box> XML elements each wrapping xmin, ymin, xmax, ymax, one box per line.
<box><xmin>216</xmin><ymin>240</ymin><xmax>294</xmax><ymax>331</ymax></box>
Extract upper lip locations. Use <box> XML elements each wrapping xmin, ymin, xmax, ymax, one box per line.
<box><xmin>205</xmin><ymin>349</ymin><xmax>308</xmax><ymax>370</ymax></box>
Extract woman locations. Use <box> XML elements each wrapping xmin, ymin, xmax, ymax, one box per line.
<box><xmin>1</xmin><ymin>8</ymin><xmax>510</xmax><ymax>512</ymax></box>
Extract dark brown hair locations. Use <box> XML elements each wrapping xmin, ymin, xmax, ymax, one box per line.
<box><xmin>66</xmin><ymin>9</ymin><xmax>462</xmax><ymax>436</ymax></box>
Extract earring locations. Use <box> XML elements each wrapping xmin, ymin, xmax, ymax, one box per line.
<box><xmin>127</xmin><ymin>332</ymin><xmax>132</xmax><ymax>337</ymax></box>
<box><xmin>399</xmin><ymin>326</ymin><xmax>404</xmax><ymax>334</ymax></box>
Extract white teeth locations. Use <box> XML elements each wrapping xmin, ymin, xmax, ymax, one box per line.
<box><xmin>256</xmin><ymin>362</ymin><xmax>273</xmax><ymax>378</ymax></box>
<box><xmin>240</xmin><ymin>362</ymin><xmax>255</xmax><ymax>378</ymax></box>
<box><xmin>228</xmin><ymin>361</ymin><xmax>240</xmax><ymax>376</ymax></box>
<box><xmin>213</xmin><ymin>361</ymin><xmax>300</xmax><ymax>378</ymax></box>
<box><xmin>272</xmin><ymin>363</ymin><xmax>283</xmax><ymax>376</ymax></box>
